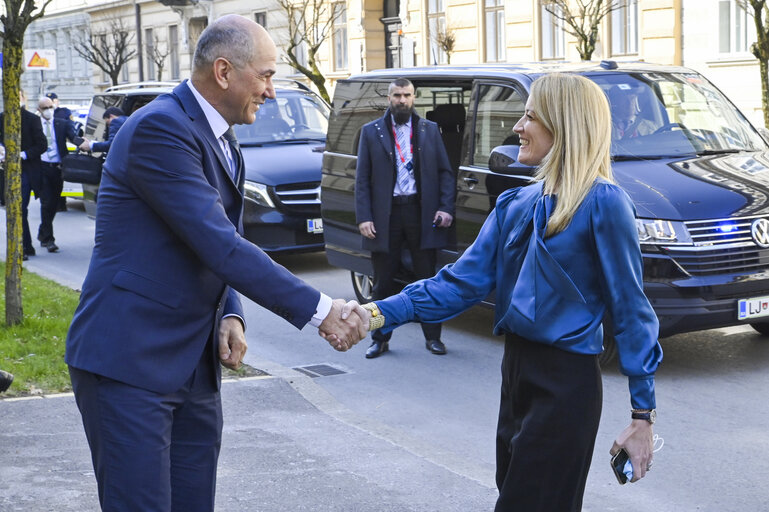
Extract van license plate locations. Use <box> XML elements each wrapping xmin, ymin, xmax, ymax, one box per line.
<box><xmin>738</xmin><ymin>296</ymin><xmax>769</xmax><ymax>320</ymax></box>
<box><xmin>307</xmin><ymin>218</ymin><xmax>323</xmax><ymax>234</ymax></box>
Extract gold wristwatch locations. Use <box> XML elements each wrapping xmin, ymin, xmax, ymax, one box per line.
<box><xmin>361</xmin><ymin>302</ymin><xmax>385</xmax><ymax>331</ymax></box>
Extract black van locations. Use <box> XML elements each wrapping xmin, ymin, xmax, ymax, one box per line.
<box><xmin>321</xmin><ymin>61</ymin><xmax>769</xmax><ymax>362</ymax></box>
<box><xmin>77</xmin><ymin>79</ymin><xmax>330</xmax><ymax>253</ymax></box>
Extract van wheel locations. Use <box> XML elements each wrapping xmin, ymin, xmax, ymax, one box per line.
<box><xmin>351</xmin><ymin>272</ymin><xmax>374</xmax><ymax>303</ymax></box>
<box><xmin>599</xmin><ymin>333</ymin><xmax>618</xmax><ymax>367</ymax></box>
<box><xmin>750</xmin><ymin>322</ymin><xmax>769</xmax><ymax>336</ymax></box>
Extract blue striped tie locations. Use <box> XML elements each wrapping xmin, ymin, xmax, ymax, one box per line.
<box><xmin>395</xmin><ymin>125</ymin><xmax>411</xmax><ymax>192</ymax></box>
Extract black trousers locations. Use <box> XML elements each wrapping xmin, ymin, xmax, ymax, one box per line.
<box><xmin>495</xmin><ymin>333</ymin><xmax>602</xmax><ymax>512</ymax></box>
<box><xmin>37</xmin><ymin>161</ymin><xmax>63</xmax><ymax>245</ymax></box>
<box><xmin>371</xmin><ymin>199</ymin><xmax>441</xmax><ymax>342</ymax></box>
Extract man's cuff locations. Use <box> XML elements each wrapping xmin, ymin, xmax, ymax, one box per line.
<box><xmin>89</xmin><ymin>141</ymin><xmax>95</xmax><ymax>151</ymax></box>
<box><xmin>308</xmin><ymin>293</ymin><xmax>333</xmax><ymax>328</ymax></box>
<box><xmin>222</xmin><ymin>313</ymin><xmax>246</xmax><ymax>331</ymax></box>
<box><xmin>20</xmin><ymin>151</ymin><xmax>26</xmax><ymax>160</ymax></box>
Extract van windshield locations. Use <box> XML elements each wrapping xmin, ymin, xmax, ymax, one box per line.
<box><xmin>233</xmin><ymin>91</ymin><xmax>329</xmax><ymax>145</ymax></box>
<box><xmin>587</xmin><ymin>72</ymin><xmax>766</xmax><ymax>158</ymax></box>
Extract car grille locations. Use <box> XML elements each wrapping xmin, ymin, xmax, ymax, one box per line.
<box><xmin>664</xmin><ymin>216</ymin><xmax>769</xmax><ymax>276</ymax></box>
<box><xmin>272</xmin><ymin>181</ymin><xmax>321</xmax><ymax>215</ymax></box>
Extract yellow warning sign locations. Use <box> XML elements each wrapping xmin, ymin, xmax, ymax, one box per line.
<box><xmin>23</xmin><ymin>49</ymin><xmax>56</xmax><ymax>70</ymax></box>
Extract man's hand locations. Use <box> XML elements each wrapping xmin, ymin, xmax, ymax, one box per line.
<box><xmin>433</xmin><ymin>211</ymin><xmax>453</xmax><ymax>228</ymax></box>
<box><xmin>318</xmin><ymin>299</ymin><xmax>368</xmax><ymax>350</ymax></box>
<box><xmin>78</xmin><ymin>139</ymin><xmax>91</xmax><ymax>152</ymax></box>
<box><xmin>610</xmin><ymin>420</ymin><xmax>654</xmax><ymax>482</ymax></box>
<box><xmin>218</xmin><ymin>316</ymin><xmax>247</xmax><ymax>370</ymax></box>
<box><xmin>358</xmin><ymin>221</ymin><xmax>376</xmax><ymax>239</ymax></box>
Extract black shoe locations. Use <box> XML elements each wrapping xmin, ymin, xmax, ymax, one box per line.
<box><xmin>46</xmin><ymin>242</ymin><xmax>59</xmax><ymax>253</ymax></box>
<box><xmin>22</xmin><ymin>254</ymin><xmax>28</xmax><ymax>261</ymax></box>
<box><xmin>365</xmin><ymin>340</ymin><xmax>389</xmax><ymax>359</ymax></box>
<box><xmin>0</xmin><ymin>370</ymin><xmax>13</xmax><ymax>392</ymax></box>
<box><xmin>425</xmin><ymin>339</ymin><xmax>447</xmax><ymax>355</ymax></box>
<box><xmin>23</xmin><ymin>247</ymin><xmax>36</xmax><ymax>257</ymax></box>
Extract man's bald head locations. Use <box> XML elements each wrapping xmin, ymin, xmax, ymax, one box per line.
<box><xmin>192</xmin><ymin>14</ymin><xmax>271</xmax><ymax>76</ymax></box>
<box><xmin>38</xmin><ymin>97</ymin><xmax>54</xmax><ymax>111</ymax></box>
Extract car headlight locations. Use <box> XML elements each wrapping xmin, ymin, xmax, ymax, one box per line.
<box><xmin>244</xmin><ymin>181</ymin><xmax>275</xmax><ymax>208</ymax></box>
<box><xmin>636</xmin><ymin>219</ymin><xmax>679</xmax><ymax>244</ymax></box>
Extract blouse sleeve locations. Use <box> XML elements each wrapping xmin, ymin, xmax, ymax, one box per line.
<box><xmin>591</xmin><ymin>185</ymin><xmax>663</xmax><ymax>410</ymax></box>
<box><xmin>376</xmin><ymin>206</ymin><xmax>503</xmax><ymax>332</ymax></box>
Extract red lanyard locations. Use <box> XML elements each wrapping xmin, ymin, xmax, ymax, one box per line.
<box><xmin>391</xmin><ymin>124</ymin><xmax>413</xmax><ymax>164</ymax></box>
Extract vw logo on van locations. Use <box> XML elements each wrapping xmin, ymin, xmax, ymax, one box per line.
<box><xmin>751</xmin><ymin>218</ymin><xmax>769</xmax><ymax>247</ymax></box>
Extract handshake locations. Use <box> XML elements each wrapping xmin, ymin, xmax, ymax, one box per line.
<box><xmin>317</xmin><ymin>299</ymin><xmax>372</xmax><ymax>351</ymax></box>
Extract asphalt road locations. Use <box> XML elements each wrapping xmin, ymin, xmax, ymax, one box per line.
<box><xmin>5</xmin><ymin>199</ymin><xmax>769</xmax><ymax>511</ymax></box>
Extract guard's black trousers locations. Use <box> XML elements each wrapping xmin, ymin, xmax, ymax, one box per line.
<box><xmin>495</xmin><ymin>333</ymin><xmax>602</xmax><ymax>512</ymax></box>
<box><xmin>371</xmin><ymin>199</ymin><xmax>441</xmax><ymax>342</ymax></box>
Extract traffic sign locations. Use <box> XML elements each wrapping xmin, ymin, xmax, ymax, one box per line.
<box><xmin>24</xmin><ymin>49</ymin><xmax>56</xmax><ymax>70</ymax></box>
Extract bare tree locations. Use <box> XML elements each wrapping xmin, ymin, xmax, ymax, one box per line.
<box><xmin>739</xmin><ymin>0</ymin><xmax>769</xmax><ymax>127</ymax></box>
<box><xmin>147</xmin><ymin>35</ymin><xmax>170</xmax><ymax>82</ymax></box>
<box><xmin>542</xmin><ymin>0</ymin><xmax>619</xmax><ymax>61</ymax></box>
<box><xmin>75</xmin><ymin>17</ymin><xmax>137</xmax><ymax>86</ymax></box>
<box><xmin>0</xmin><ymin>0</ymin><xmax>52</xmax><ymax>325</ymax></box>
<box><xmin>278</xmin><ymin>0</ymin><xmax>343</xmax><ymax>103</ymax></box>
<box><xmin>435</xmin><ymin>26</ymin><xmax>457</xmax><ymax>64</ymax></box>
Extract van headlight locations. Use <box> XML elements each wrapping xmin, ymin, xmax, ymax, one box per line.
<box><xmin>244</xmin><ymin>181</ymin><xmax>275</xmax><ymax>208</ymax></box>
<box><xmin>636</xmin><ymin>219</ymin><xmax>681</xmax><ymax>244</ymax></box>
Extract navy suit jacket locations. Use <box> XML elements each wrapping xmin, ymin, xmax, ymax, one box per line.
<box><xmin>66</xmin><ymin>81</ymin><xmax>320</xmax><ymax>393</ymax></box>
<box><xmin>0</xmin><ymin>108</ymin><xmax>48</xmax><ymax>193</ymax></box>
<box><xmin>355</xmin><ymin>110</ymin><xmax>456</xmax><ymax>253</ymax></box>
<box><xmin>47</xmin><ymin>117</ymin><xmax>78</xmax><ymax>160</ymax></box>
<box><xmin>91</xmin><ymin>115</ymin><xmax>126</xmax><ymax>153</ymax></box>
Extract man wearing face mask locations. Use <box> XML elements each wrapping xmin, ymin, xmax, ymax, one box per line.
<box><xmin>355</xmin><ymin>78</ymin><xmax>456</xmax><ymax>358</ymax></box>
<box><xmin>36</xmin><ymin>96</ymin><xmax>80</xmax><ymax>253</ymax></box>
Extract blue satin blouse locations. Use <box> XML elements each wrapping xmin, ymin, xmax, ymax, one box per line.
<box><xmin>376</xmin><ymin>181</ymin><xmax>663</xmax><ymax>410</ymax></box>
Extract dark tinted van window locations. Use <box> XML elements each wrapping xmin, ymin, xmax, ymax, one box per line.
<box><xmin>472</xmin><ymin>83</ymin><xmax>525</xmax><ymax>166</ymax></box>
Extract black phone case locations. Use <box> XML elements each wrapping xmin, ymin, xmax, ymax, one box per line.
<box><xmin>610</xmin><ymin>449</ymin><xmax>629</xmax><ymax>484</ymax></box>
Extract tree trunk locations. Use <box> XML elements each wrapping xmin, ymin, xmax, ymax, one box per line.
<box><xmin>760</xmin><ymin>58</ymin><xmax>769</xmax><ymax>128</ymax></box>
<box><xmin>3</xmin><ymin>43</ymin><xmax>25</xmax><ymax>325</ymax></box>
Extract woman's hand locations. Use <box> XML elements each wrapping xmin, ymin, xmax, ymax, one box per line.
<box><xmin>610</xmin><ymin>420</ymin><xmax>654</xmax><ymax>482</ymax></box>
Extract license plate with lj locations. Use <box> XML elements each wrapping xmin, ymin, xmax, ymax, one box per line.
<box><xmin>738</xmin><ymin>296</ymin><xmax>769</xmax><ymax>320</ymax></box>
<box><xmin>307</xmin><ymin>218</ymin><xmax>323</xmax><ymax>234</ymax></box>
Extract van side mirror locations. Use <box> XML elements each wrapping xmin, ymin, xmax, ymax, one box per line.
<box><xmin>488</xmin><ymin>145</ymin><xmax>536</xmax><ymax>175</ymax></box>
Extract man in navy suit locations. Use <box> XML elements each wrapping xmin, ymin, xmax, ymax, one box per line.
<box><xmin>66</xmin><ymin>15</ymin><xmax>367</xmax><ymax>512</ymax></box>
<box><xmin>78</xmin><ymin>106</ymin><xmax>127</xmax><ymax>154</ymax></box>
<box><xmin>355</xmin><ymin>78</ymin><xmax>456</xmax><ymax>358</ymax></box>
<box><xmin>0</xmin><ymin>90</ymin><xmax>48</xmax><ymax>259</ymax></box>
<box><xmin>36</xmin><ymin>96</ymin><xmax>81</xmax><ymax>253</ymax></box>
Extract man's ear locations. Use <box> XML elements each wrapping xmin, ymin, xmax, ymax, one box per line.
<box><xmin>212</xmin><ymin>57</ymin><xmax>233</xmax><ymax>90</ymax></box>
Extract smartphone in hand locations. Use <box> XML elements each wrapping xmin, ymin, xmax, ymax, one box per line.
<box><xmin>610</xmin><ymin>448</ymin><xmax>631</xmax><ymax>484</ymax></box>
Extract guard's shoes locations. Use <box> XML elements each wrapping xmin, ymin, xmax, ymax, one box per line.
<box><xmin>0</xmin><ymin>370</ymin><xmax>14</xmax><ymax>393</ymax></box>
<box><xmin>23</xmin><ymin>247</ymin><xmax>36</xmax><ymax>260</ymax></box>
<box><xmin>365</xmin><ymin>340</ymin><xmax>389</xmax><ymax>359</ymax></box>
<box><xmin>46</xmin><ymin>242</ymin><xmax>59</xmax><ymax>253</ymax></box>
<box><xmin>425</xmin><ymin>339</ymin><xmax>447</xmax><ymax>355</ymax></box>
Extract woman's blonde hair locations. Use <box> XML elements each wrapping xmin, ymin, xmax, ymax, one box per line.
<box><xmin>529</xmin><ymin>73</ymin><xmax>614</xmax><ymax>236</ymax></box>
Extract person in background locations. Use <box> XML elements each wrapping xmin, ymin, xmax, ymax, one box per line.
<box><xmin>609</xmin><ymin>85</ymin><xmax>657</xmax><ymax>139</ymax></box>
<box><xmin>347</xmin><ymin>73</ymin><xmax>663</xmax><ymax>511</ymax></box>
<box><xmin>0</xmin><ymin>89</ymin><xmax>48</xmax><ymax>260</ymax></box>
<box><xmin>36</xmin><ymin>96</ymin><xmax>80</xmax><ymax>253</ymax></box>
<box><xmin>78</xmin><ymin>106</ymin><xmax>127</xmax><ymax>154</ymax></box>
<box><xmin>66</xmin><ymin>15</ymin><xmax>367</xmax><ymax>512</ymax></box>
<box><xmin>355</xmin><ymin>77</ymin><xmax>456</xmax><ymax>358</ymax></box>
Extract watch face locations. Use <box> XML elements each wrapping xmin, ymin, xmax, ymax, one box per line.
<box><xmin>650</xmin><ymin>410</ymin><xmax>657</xmax><ymax>423</ymax></box>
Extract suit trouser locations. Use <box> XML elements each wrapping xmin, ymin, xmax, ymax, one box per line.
<box><xmin>371</xmin><ymin>199</ymin><xmax>441</xmax><ymax>342</ymax></box>
<box><xmin>69</xmin><ymin>342</ymin><xmax>222</xmax><ymax>512</ymax></box>
<box><xmin>38</xmin><ymin>161</ymin><xmax>63</xmax><ymax>245</ymax></box>
<box><xmin>494</xmin><ymin>333</ymin><xmax>602</xmax><ymax>512</ymax></box>
<box><xmin>21</xmin><ymin>171</ymin><xmax>34</xmax><ymax>253</ymax></box>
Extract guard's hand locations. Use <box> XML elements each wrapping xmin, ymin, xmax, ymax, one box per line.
<box><xmin>78</xmin><ymin>139</ymin><xmax>91</xmax><ymax>152</ymax></box>
<box><xmin>358</xmin><ymin>221</ymin><xmax>376</xmax><ymax>239</ymax></box>
<box><xmin>610</xmin><ymin>420</ymin><xmax>654</xmax><ymax>482</ymax></box>
<box><xmin>433</xmin><ymin>211</ymin><xmax>453</xmax><ymax>228</ymax></box>
<box><xmin>318</xmin><ymin>299</ymin><xmax>367</xmax><ymax>350</ymax></box>
<box><xmin>218</xmin><ymin>316</ymin><xmax>247</xmax><ymax>370</ymax></box>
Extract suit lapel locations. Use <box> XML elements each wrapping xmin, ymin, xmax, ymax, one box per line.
<box><xmin>374</xmin><ymin>116</ymin><xmax>395</xmax><ymax>167</ymax></box>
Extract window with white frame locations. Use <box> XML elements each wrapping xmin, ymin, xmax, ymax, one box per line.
<box><xmin>169</xmin><ymin>25</ymin><xmax>180</xmax><ymax>80</ymax></box>
<box><xmin>611</xmin><ymin>0</ymin><xmax>638</xmax><ymax>56</ymax></box>
<box><xmin>428</xmin><ymin>0</ymin><xmax>447</xmax><ymax>65</ymax></box>
<box><xmin>485</xmin><ymin>0</ymin><xmax>506</xmax><ymax>63</ymax></box>
<box><xmin>291</xmin><ymin>9</ymin><xmax>308</xmax><ymax>68</ymax></box>
<box><xmin>333</xmin><ymin>2</ymin><xmax>348</xmax><ymax>70</ymax></box>
<box><xmin>254</xmin><ymin>11</ymin><xmax>267</xmax><ymax>28</ymax></box>
<box><xmin>719</xmin><ymin>0</ymin><xmax>752</xmax><ymax>54</ymax></box>
<box><xmin>541</xmin><ymin>2</ymin><xmax>565</xmax><ymax>60</ymax></box>
<box><xmin>145</xmin><ymin>28</ymin><xmax>156</xmax><ymax>81</ymax></box>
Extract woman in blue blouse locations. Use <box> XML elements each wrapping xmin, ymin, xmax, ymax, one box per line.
<box><xmin>351</xmin><ymin>74</ymin><xmax>663</xmax><ymax>510</ymax></box>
